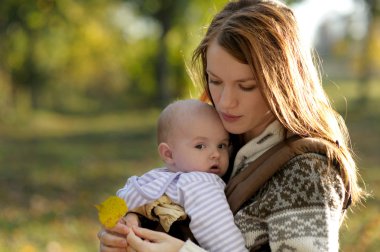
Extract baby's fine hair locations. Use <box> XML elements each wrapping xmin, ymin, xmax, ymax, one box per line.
<box><xmin>157</xmin><ymin>99</ymin><xmax>217</xmax><ymax>145</ymax></box>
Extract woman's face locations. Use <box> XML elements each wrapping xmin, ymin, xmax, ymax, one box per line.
<box><xmin>206</xmin><ymin>40</ymin><xmax>274</xmax><ymax>141</ymax></box>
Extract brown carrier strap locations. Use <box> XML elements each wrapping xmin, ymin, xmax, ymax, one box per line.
<box><xmin>225</xmin><ymin>136</ymin><xmax>351</xmax><ymax>215</ymax></box>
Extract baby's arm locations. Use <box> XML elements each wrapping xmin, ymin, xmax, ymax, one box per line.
<box><xmin>179</xmin><ymin>172</ymin><xmax>247</xmax><ymax>252</ymax></box>
<box><xmin>117</xmin><ymin>171</ymin><xmax>187</xmax><ymax>232</ymax></box>
<box><xmin>129</xmin><ymin>195</ymin><xmax>187</xmax><ymax>231</ymax></box>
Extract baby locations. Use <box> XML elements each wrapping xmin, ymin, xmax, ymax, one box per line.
<box><xmin>117</xmin><ymin>99</ymin><xmax>247</xmax><ymax>252</ymax></box>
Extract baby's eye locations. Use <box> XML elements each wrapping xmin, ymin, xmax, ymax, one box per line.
<box><xmin>195</xmin><ymin>144</ymin><xmax>206</xmax><ymax>150</ymax></box>
<box><xmin>218</xmin><ymin>143</ymin><xmax>228</xmax><ymax>149</ymax></box>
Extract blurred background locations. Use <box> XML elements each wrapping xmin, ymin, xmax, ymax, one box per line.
<box><xmin>0</xmin><ymin>0</ymin><xmax>379</xmax><ymax>251</ymax></box>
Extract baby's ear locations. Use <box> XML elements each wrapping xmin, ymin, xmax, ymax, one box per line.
<box><xmin>158</xmin><ymin>143</ymin><xmax>174</xmax><ymax>164</ymax></box>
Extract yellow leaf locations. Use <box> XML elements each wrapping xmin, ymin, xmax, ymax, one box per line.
<box><xmin>95</xmin><ymin>196</ymin><xmax>128</xmax><ymax>228</ymax></box>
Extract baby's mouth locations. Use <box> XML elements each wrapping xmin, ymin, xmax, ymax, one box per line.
<box><xmin>209</xmin><ymin>165</ymin><xmax>220</xmax><ymax>174</ymax></box>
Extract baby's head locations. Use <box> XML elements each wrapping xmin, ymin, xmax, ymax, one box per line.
<box><xmin>157</xmin><ymin>99</ymin><xmax>229</xmax><ymax>176</ymax></box>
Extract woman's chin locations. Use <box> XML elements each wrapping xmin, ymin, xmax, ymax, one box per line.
<box><xmin>223</xmin><ymin>125</ymin><xmax>244</xmax><ymax>135</ymax></box>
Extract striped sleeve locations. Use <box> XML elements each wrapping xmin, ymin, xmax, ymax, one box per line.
<box><xmin>116</xmin><ymin>169</ymin><xmax>180</xmax><ymax>209</ymax></box>
<box><xmin>116</xmin><ymin>175</ymin><xmax>153</xmax><ymax>209</ymax></box>
<box><xmin>178</xmin><ymin>172</ymin><xmax>247</xmax><ymax>252</ymax></box>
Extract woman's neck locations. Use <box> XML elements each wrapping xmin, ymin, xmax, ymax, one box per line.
<box><xmin>243</xmin><ymin>115</ymin><xmax>276</xmax><ymax>143</ymax></box>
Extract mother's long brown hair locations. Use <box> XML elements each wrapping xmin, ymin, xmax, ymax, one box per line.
<box><xmin>191</xmin><ymin>0</ymin><xmax>365</xmax><ymax>205</ymax></box>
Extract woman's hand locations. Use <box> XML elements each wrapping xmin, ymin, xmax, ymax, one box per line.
<box><xmin>98</xmin><ymin>221</ymin><xmax>128</xmax><ymax>252</ymax></box>
<box><xmin>98</xmin><ymin>213</ymin><xmax>140</xmax><ymax>252</ymax></box>
<box><xmin>127</xmin><ymin>226</ymin><xmax>185</xmax><ymax>252</ymax></box>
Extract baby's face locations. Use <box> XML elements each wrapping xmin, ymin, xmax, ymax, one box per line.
<box><xmin>169</xmin><ymin>112</ymin><xmax>229</xmax><ymax>176</ymax></box>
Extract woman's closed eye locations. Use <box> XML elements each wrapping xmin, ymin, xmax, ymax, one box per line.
<box><xmin>239</xmin><ymin>84</ymin><xmax>256</xmax><ymax>91</ymax></box>
<box><xmin>238</xmin><ymin>81</ymin><xmax>257</xmax><ymax>91</ymax></box>
<box><xmin>209</xmin><ymin>79</ymin><xmax>222</xmax><ymax>85</ymax></box>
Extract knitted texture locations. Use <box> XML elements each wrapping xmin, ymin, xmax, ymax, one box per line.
<box><xmin>234</xmin><ymin>153</ymin><xmax>346</xmax><ymax>251</ymax></box>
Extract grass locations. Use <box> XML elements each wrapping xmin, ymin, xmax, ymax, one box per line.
<box><xmin>0</xmin><ymin>80</ymin><xmax>379</xmax><ymax>251</ymax></box>
<box><xmin>0</xmin><ymin>109</ymin><xmax>161</xmax><ymax>251</ymax></box>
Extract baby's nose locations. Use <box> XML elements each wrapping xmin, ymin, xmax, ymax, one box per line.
<box><xmin>210</xmin><ymin>148</ymin><xmax>221</xmax><ymax>158</ymax></box>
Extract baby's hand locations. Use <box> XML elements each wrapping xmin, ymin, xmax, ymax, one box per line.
<box><xmin>123</xmin><ymin>212</ymin><xmax>140</xmax><ymax>228</ymax></box>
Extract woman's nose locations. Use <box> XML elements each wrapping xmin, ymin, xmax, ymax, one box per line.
<box><xmin>218</xmin><ymin>85</ymin><xmax>237</xmax><ymax>109</ymax></box>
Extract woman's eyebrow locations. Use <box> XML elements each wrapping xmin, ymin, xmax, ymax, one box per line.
<box><xmin>206</xmin><ymin>69</ymin><xmax>218</xmax><ymax>77</ymax></box>
<box><xmin>206</xmin><ymin>70</ymin><xmax>255</xmax><ymax>82</ymax></box>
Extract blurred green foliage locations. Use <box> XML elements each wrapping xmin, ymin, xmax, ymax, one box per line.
<box><xmin>0</xmin><ymin>0</ymin><xmax>379</xmax><ymax>115</ymax></box>
<box><xmin>0</xmin><ymin>0</ymin><xmax>226</xmax><ymax>114</ymax></box>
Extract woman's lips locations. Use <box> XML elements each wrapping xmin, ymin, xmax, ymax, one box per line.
<box><xmin>221</xmin><ymin>112</ymin><xmax>241</xmax><ymax>122</ymax></box>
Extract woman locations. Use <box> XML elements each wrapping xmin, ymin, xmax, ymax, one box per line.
<box><xmin>98</xmin><ymin>0</ymin><xmax>365</xmax><ymax>251</ymax></box>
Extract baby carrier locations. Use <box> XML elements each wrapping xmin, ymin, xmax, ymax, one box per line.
<box><xmin>140</xmin><ymin>136</ymin><xmax>352</xmax><ymax>251</ymax></box>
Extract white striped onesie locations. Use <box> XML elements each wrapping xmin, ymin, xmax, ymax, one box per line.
<box><xmin>117</xmin><ymin>168</ymin><xmax>247</xmax><ymax>252</ymax></box>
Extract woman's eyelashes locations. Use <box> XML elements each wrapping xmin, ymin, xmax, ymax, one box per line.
<box><xmin>238</xmin><ymin>79</ymin><xmax>257</xmax><ymax>91</ymax></box>
<box><xmin>208</xmin><ymin>78</ymin><xmax>256</xmax><ymax>92</ymax></box>
<box><xmin>209</xmin><ymin>79</ymin><xmax>222</xmax><ymax>85</ymax></box>
<box><xmin>239</xmin><ymin>84</ymin><xmax>256</xmax><ymax>91</ymax></box>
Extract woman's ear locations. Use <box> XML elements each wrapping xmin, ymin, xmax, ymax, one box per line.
<box><xmin>158</xmin><ymin>143</ymin><xmax>174</xmax><ymax>164</ymax></box>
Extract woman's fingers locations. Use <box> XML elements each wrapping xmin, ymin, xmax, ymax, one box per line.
<box><xmin>111</xmin><ymin>221</ymin><xmax>130</xmax><ymax>236</ymax></box>
<box><xmin>98</xmin><ymin>223</ymin><xmax>129</xmax><ymax>251</ymax></box>
<box><xmin>103</xmin><ymin>230</ymin><xmax>128</xmax><ymax>247</ymax></box>
<box><xmin>100</xmin><ymin>243</ymin><xmax>127</xmax><ymax>252</ymax></box>
<box><xmin>131</xmin><ymin>226</ymin><xmax>164</xmax><ymax>242</ymax></box>
<box><xmin>126</xmin><ymin>242</ymin><xmax>137</xmax><ymax>252</ymax></box>
<box><xmin>126</xmin><ymin>228</ymin><xmax>145</xmax><ymax>249</ymax></box>
<box><xmin>127</xmin><ymin>226</ymin><xmax>184</xmax><ymax>252</ymax></box>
